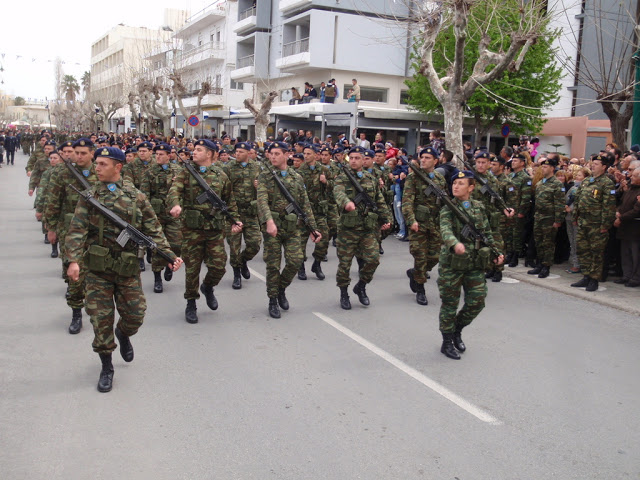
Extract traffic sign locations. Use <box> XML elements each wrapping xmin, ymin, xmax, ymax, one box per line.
<box><xmin>501</xmin><ymin>124</ymin><xmax>510</xmax><ymax>137</ymax></box>
<box><xmin>188</xmin><ymin>115</ymin><xmax>199</xmax><ymax>127</ymax></box>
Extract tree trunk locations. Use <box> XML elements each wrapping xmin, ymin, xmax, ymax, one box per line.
<box><xmin>442</xmin><ymin>98</ymin><xmax>465</xmax><ymax>168</ymax></box>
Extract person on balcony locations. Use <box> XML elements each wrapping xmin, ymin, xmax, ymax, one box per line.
<box><xmin>289</xmin><ymin>87</ymin><xmax>302</xmax><ymax>105</ymax></box>
<box><xmin>302</xmin><ymin>82</ymin><xmax>318</xmax><ymax>103</ymax></box>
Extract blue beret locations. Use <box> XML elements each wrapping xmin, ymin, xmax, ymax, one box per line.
<box><xmin>451</xmin><ymin>170</ymin><xmax>475</xmax><ymax>183</ymax></box>
<box><xmin>474</xmin><ymin>151</ymin><xmax>491</xmax><ymax>160</ymax></box>
<box><xmin>631</xmin><ymin>144</ymin><xmax>640</xmax><ymax>153</ymax></box>
<box><xmin>268</xmin><ymin>141</ymin><xmax>289</xmax><ymax>152</ymax></box>
<box><xmin>138</xmin><ymin>141</ymin><xmax>153</xmax><ymax>150</ymax></box>
<box><xmin>292</xmin><ymin>153</ymin><xmax>304</xmax><ymax>160</ymax></box>
<box><xmin>512</xmin><ymin>153</ymin><xmax>526</xmax><ymax>161</ymax></box>
<box><xmin>124</xmin><ymin>147</ymin><xmax>138</xmax><ymax>155</ymax></box>
<box><xmin>153</xmin><ymin>143</ymin><xmax>171</xmax><ymax>152</ymax></box>
<box><xmin>45</xmin><ymin>140</ymin><xmax>56</xmax><ymax>147</ymax></box>
<box><xmin>195</xmin><ymin>139</ymin><xmax>218</xmax><ymax>152</ymax></box>
<box><xmin>364</xmin><ymin>149</ymin><xmax>375</xmax><ymax>158</ymax></box>
<box><xmin>94</xmin><ymin>146</ymin><xmax>125</xmax><ymax>163</ymax></box>
<box><xmin>59</xmin><ymin>141</ymin><xmax>74</xmax><ymax>149</ymax></box>
<box><xmin>333</xmin><ymin>147</ymin><xmax>344</xmax><ymax>154</ymax></box>
<box><xmin>349</xmin><ymin>146</ymin><xmax>366</xmax><ymax>155</ymax></box>
<box><xmin>178</xmin><ymin>147</ymin><xmax>190</xmax><ymax>155</ymax></box>
<box><xmin>170</xmin><ymin>145</ymin><xmax>177</xmax><ymax>152</ymax></box>
<box><xmin>72</xmin><ymin>138</ymin><xmax>93</xmax><ymax>148</ymax></box>
<box><xmin>420</xmin><ymin>146</ymin><xmax>438</xmax><ymax>157</ymax></box>
<box><xmin>319</xmin><ymin>146</ymin><xmax>331</xmax><ymax>154</ymax></box>
<box><xmin>303</xmin><ymin>144</ymin><xmax>319</xmax><ymax>153</ymax></box>
<box><xmin>235</xmin><ymin>142</ymin><xmax>251</xmax><ymax>151</ymax></box>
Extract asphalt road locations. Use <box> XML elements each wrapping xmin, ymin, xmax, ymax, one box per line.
<box><xmin>1</xmin><ymin>150</ymin><xmax>639</xmax><ymax>479</ymax></box>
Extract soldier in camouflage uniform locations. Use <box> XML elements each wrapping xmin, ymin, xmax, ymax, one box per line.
<box><xmin>222</xmin><ymin>141</ymin><xmax>261</xmax><ymax>290</ymax></box>
<box><xmin>401</xmin><ymin>147</ymin><xmax>446</xmax><ymax>305</ymax></box>
<box><xmin>437</xmin><ymin>171</ymin><xmax>504</xmax><ymax>360</ymax></box>
<box><xmin>124</xmin><ymin>147</ymin><xmax>138</xmax><ymax>165</ymax></box>
<box><xmin>490</xmin><ymin>156</ymin><xmax>517</xmax><ymax>274</ymax></box>
<box><xmin>140</xmin><ymin>143</ymin><xmax>183</xmax><ymax>294</ymax></box>
<box><xmin>35</xmin><ymin>150</ymin><xmax>64</xmax><ymax>258</ymax></box>
<box><xmin>45</xmin><ymin>138</ymin><xmax>98</xmax><ymax>334</ymax></box>
<box><xmin>320</xmin><ymin>146</ymin><xmax>340</xmax><ymax>250</ymax></box>
<box><xmin>373</xmin><ymin>147</ymin><xmax>395</xmax><ymax>246</ymax></box>
<box><xmin>297</xmin><ymin>144</ymin><xmax>332</xmax><ymax>280</ymax></box>
<box><xmin>123</xmin><ymin>141</ymin><xmax>153</xmax><ymax>189</ymax></box>
<box><xmin>168</xmin><ymin>139</ymin><xmax>242</xmax><ymax>324</ymax></box>
<box><xmin>65</xmin><ymin>147</ymin><xmax>183</xmax><ymax>392</ymax></box>
<box><xmin>527</xmin><ymin>157</ymin><xmax>565</xmax><ymax>278</ymax></box>
<box><xmin>570</xmin><ymin>154</ymin><xmax>617</xmax><ymax>291</ymax></box>
<box><xmin>256</xmin><ymin>141</ymin><xmax>320</xmax><ymax>319</ymax></box>
<box><xmin>506</xmin><ymin>153</ymin><xmax>533</xmax><ymax>267</ymax></box>
<box><xmin>470</xmin><ymin>152</ymin><xmax>515</xmax><ymax>283</ymax></box>
<box><xmin>26</xmin><ymin>135</ymin><xmax>47</xmax><ymax>175</ymax></box>
<box><xmin>333</xmin><ymin>146</ymin><xmax>391</xmax><ymax>310</ymax></box>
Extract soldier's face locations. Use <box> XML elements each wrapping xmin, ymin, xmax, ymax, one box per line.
<box><xmin>363</xmin><ymin>156</ymin><xmax>373</xmax><ymax>168</ymax></box>
<box><xmin>44</xmin><ymin>146</ymin><xmax>54</xmax><ymax>155</ymax></box>
<box><xmin>541</xmin><ymin>164</ymin><xmax>554</xmax><ymax>177</ymax></box>
<box><xmin>303</xmin><ymin>149</ymin><xmax>317</xmax><ymax>164</ymax></box>
<box><xmin>374</xmin><ymin>153</ymin><xmax>385</xmax><ymax>165</ymax></box>
<box><xmin>335</xmin><ymin>153</ymin><xmax>344</xmax><ymax>163</ymax></box>
<box><xmin>61</xmin><ymin>147</ymin><xmax>75</xmax><ymax>161</ymax></box>
<box><xmin>270</xmin><ymin>148</ymin><xmax>288</xmax><ymax>169</ymax></box>
<box><xmin>49</xmin><ymin>153</ymin><xmax>62</xmax><ymax>166</ymax></box>
<box><xmin>349</xmin><ymin>153</ymin><xmax>364</xmax><ymax>170</ymax></box>
<box><xmin>490</xmin><ymin>161</ymin><xmax>501</xmax><ymax>175</ymax></box>
<box><xmin>138</xmin><ymin>147</ymin><xmax>151</xmax><ymax>161</ymax></box>
<box><xmin>155</xmin><ymin>151</ymin><xmax>169</xmax><ymax>164</ymax></box>
<box><xmin>420</xmin><ymin>154</ymin><xmax>437</xmax><ymax>170</ymax></box>
<box><xmin>75</xmin><ymin>147</ymin><xmax>93</xmax><ymax>166</ymax></box>
<box><xmin>235</xmin><ymin>149</ymin><xmax>249</xmax><ymax>162</ymax></box>
<box><xmin>193</xmin><ymin>145</ymin><xmax>213</xmax><ymax>165</ymax></box>
<box><xmin>125</xmin><ymin>153</ymin><xmax>136</xmax><ymax>164</ymax></box>
<box><xmin>321</xmin><ymin>152</ymin><xmax>331</xmax><ymax>164</ymax></box>
<box><xmin>452</xmin><ymin>178</ymin><xmax>474</xmax><ymax>199</ymax></box>
<box><xmin>475</xmin><ymin>157</ymin><xmax>490</xmax><ymax>173</ymax></box>
<box><xmin>95</xmin><ymin>157</ymin><xmax>122</xmax><ymax>182</ymax></box>
<box><xmin>512</xmin><ymin>158</ymin><xmax>524</xmax><ymax>170</ymax></box>
<box><xmin>592</xmin><ymin>160</ymin><xmax>606</xmax><ymax>176</ymax></box>
<box><xmin>39</xmin><ymin>138</ymin><xmax>47</xmax><ymax>147</ymax></box>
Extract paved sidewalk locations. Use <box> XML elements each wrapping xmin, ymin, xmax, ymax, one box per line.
<box><xmin>503</xmin><ymin>262</ymin><xmax>640</xmax><ymax>316</ymax></box>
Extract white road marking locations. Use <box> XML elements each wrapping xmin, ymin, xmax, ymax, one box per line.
<box><xmin>313</xmin><ymin>311</ymin><xmax>503</xmax><ymax>425</ymax></box>
<box><xmin>500</xmin><ymin>277</ymin><xmax>520</xmax><ymax>284</ymax></box>
<box><xmin>248</xmin><ymin>268</ymin><xmax>266</xmax><ymax>282</ymax></box>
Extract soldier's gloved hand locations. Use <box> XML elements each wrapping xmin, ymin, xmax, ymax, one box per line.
<box><xmin>67</xmin><ymin>262</ymin><xmax>80</xmax><ymax>282</ymax></box>
<box><xmin>266</xmin><ymin>219</ymin><xmax>278</xmax><ymax>237</ymax></box>
<box><xmin>231</xmin><ymin>222</ymin><xmax>243</xmax><ymax>234</ymax></box>
<box><xmin>169</xmin><ymin>257</ymin><xmax>184</xmax><ymax>271</ymax></box>
<box><xmin>170</xmin><ymin>205</ymin><xmax>182</xmax><ymax>218</ymax></box>
<box><xmin>453</xmin><ymin>243</ymin><xmax>466</xmax><ymax>255</ymax></box>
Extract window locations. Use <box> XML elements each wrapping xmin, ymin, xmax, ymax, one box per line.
<box><xmin>230</xmin><ymin>79</ymin><xmax>244</xmax><ymax>90</ymax></box>
<box><xmin>216</xmin><ymin>30</ymin><xmax>221</xmax><ymax>43</ymax></box>
<box><xmin>343</xmin><ymin>85</ymin><xmax>388</xmax><ymax>103</ymax></box>
<box><xmin>400</xmin><ymin>90</ymin><xmax>409</xmax><ymax>105</ymax></box>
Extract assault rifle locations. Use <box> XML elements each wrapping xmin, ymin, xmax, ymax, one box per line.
<box><xmin>64</xmin><ymin>159</ymin><xmax>93</xmax><ymax>190</ymax></box>
<box><xmin>457</xmin><ymin>154</ymin><xmax>514</xmax><ymax>215</ymax></box>
<box><xmin>260</xmin><ymin>159</ymin><xmax>319</xmax><ymax>239</ymax></box>
<box><xmin>69</xmin><ymin>185</ymin><xmax>175</xmax><ymax>264</ymax></box>
<box><xmin>408</xmin><ymin>162</ymin><xmax>501</xmax><ymax>258</ymax></box>
<box><xmin>182</xmin><ymin>160</ymin><xmax>240</xmax><ymax>226</ymax></box>
<box><xmin>336</xmin><ymin>163</ymin><xmax>378</xmax><ymax>212</ymax></box>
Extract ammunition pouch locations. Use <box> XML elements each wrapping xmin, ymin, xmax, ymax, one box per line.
<box><xmin>270</xmin><ymin>211</ymin><xmax>298</xmax><ymax>234</ymax></box>
<box><xmin>315</xmin><ymin>200</ymin><xmax>329</xmax><ymax>216</ymax></box>
<box><xmin>489</xmin><ymin>211</ymin><xmax>501</xmax><ymax>230</ymax></box>
<box><xmin>184</xmin><ymin>209</ymin><xmax>204</xmax><ymax>229</ymax></box>
<box><xmin>151</xmin><ymin>198</ymin><xmax>164</xmax><ymax>216</ymax></box>
<box><xmin>340</xmin><ymin>210</ymin><xmax>361</xmax><ymax>228</ymax></box>
<box><xmin>415</xmin><ymin>204</ymin><xmax>430</xmax><ymax>223</ymax></box>
<box><xmin>84</xmin><ymin>245</ymin><xmax>139</xmax><ymax>276</ymax></box>
<box><xmin>64</xmin><ymin>212</ymin><xmax>75</xmax><ymax>228</ymax></box>
<box><xmin>363</xmin><ymin>212</ymin><xmax>379</xmax><ymax>231</ymax></box>
<box><xmin>450</xmin><ymin>251</ymin><xmax>472</xmax><ymax>271</ymax></box>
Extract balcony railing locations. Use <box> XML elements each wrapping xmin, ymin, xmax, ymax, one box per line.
<box><xmin>282</xmin><ymin>37</ymin><xmax>309</xmax><ymax>57</ymax></box>
<box><xmin>179</xmin><ymin>87</ymin><xmax>224</xmax><ymax>98</ymax></box>
<box><xmin>237</xmin><ymin>54</ymin><xmax>255</xmax><ymax>68</ymax></box>
<box><xmin>239</xmin><ymin>6</ymin><xmax>256</xmax><ymax>20</ymax></box>
<box><xmin>177</xmin><ymin>41</ymin><xmax>225</xmax><ymax>62</ymax></box>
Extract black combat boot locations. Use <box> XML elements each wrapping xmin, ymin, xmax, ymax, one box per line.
<box><xmin>441</xmin><ymin>333</ymin><xmax>461</xmax><ymax>360</ymax></box>
<box><xmin>492</xmin><ymin>271</ymin><xmax>503</xmax><ymax>282</ymax></box>
<box><xmin>268</xmin><ymin>297</ymin><xmax>281</xmax><ymax>318</ymax></box>
<box><xmin>585</xmin><ymin>278</ymin><xmax>599</xmax><ymax>292</ymax></box>
<box><xmin>153</xmin><ymin>271</ymin><xmax>163</xmax><ymax>293</ymax></box>
<box><xmin>332</xmin><ymin>235</ymin><xmax>337</xmax><ymax>247</ymax></box>
<box><xmin>406</xmin><ymin>268</ymin><xmax>417</xmax><ymax>293</ymax></box>
<box><xmin>200</xmin><ymin>283</ymin><xmax>218</xmax><ymax>310</ymax></box>
<box><xmin>146</xmin><ymin>247</ymin><xmax>153</xmax><ymax>264</ymax></box>
<box><xmin>379</xmin><ymin>243</ymin><xmax>384</xmax><ymax>255</ymax></box>
<box><xmin>241</xmin><ymin>259</ymin><xmax>251</xmax><ymax>279</ymax></box>
<box><xmin>538</xmin><ymin>266</ymin><xmax>550</xmax><ymax>278</ymax></box>
<box><xmin>415</xmin><ymin>284</ymin><xmax>428</xmax><ymax>305</ymax></box>
<box><xmin>114</xmin><ymin>327</ymin><xmax>134</xmax><ymax>362</ymax></box>
<box><xmin>508</xmin><ymin>254</ymin><xmax>518</xmax><ymax>268</ymax></box>
<box><xmin>138</xmin><ymin>258</ymin><xmax>145</xmax><ymax>272</ymax></box>
<box><xmin>527</xmin><ymin>263</ymin><xmax>543</xmax><ymax>275</ymax></box>
<box><xmin>571</xmin><ymin>275</ymin><xmax>590</xmax><ymax>288</ymax></box>
<box><xmin>69</xmin><ymin>308</ymin><xmax>82</xmax><ymax>334</ymax></box>
<box><xmin>504</xmin><ymin>251</ymin><xmax>514</xmax><ymax>265</ymax></box>
<box><xmin>97</xmin><ymin>353</ymin><xmax>114</xmax><ymax>393</ymax></box>
<box><xmin>164</xmin><ymin>265</ymin><xmax>173</xmax><ymax>282</ymax></box>
<box><xmin>353</xmin><ymin>280</ymin><xmax>370</xmax><ymax>306</ymax></box>
<box><xmin>185</xmin><ymin>299</ymin><xmax>198</xmax><ymax>324</ymax></box>
<box><xmin>340</xmin><ymin>287</ymin><xmax>351</xmax><ymax>310</ymax></box>
<box><xmin>51</xmin><ymin>242</ymin><xmax>59</xmax><ymax>258</ymax></box>
<box><xmin>322</xmin><ymin>254</ymin><xmax>328</xmax><ymax>262</ymax></box>
<box><xmin>298</xmin><ymin>264</ymin><xmax>307</xmax><ymax>280</ymax></box>
<box><xmin>65</xmin><ymin>285</ymin><xmax>70</xmax><ymax>299</ymax></box>
<box><xmin>311</xmin><ymin>259</ymin><xmax>325</xmax><ymax>280</ymax></box>
<box><xmin>485</xmin><ymin>270</ymin><xmax>494</xmax><ymax>279</ymax></box>
<box><xmin>44</xmin><ymin>233</ymin><xmax>50</xmax><ymax>244</ymax></box>
<box><xmin>356</xmin><ymin>257</ymin><xmax>365</xmax><ymax>272</ymax></box>
<box><xmin>277</xmin><ymin>288</ymin><xmax>289</xmax><ymax>310</ymax></box>
<box><xmin>232</xmin><ymin>267</ymin><xmax>242</xmax><ymax>290</ymax></box>
<box><xmin>453</xmin><ymin>328</ymin><xmax>466</xmax><ymax>353</ymax></box>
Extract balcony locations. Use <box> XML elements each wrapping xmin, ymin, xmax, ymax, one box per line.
<box><xmin>279</xmin><ymin>0</ymin><xmax>311</xmax><ymax>14</ymax></box>
<box><xmin>179</xmin><ymin>87</ymin><xmax>224</xmax><ymax>99</ymax></box>
<box><xmin>275</xmin><ymin>38</ymin><xmax>311</xmax><ymax>71</ymax></box>
<box><xmin>176</xmin><ymin>2</ymin><xmax>227</xmax><ymax>38</ymax></box>
<box><xmin>175</xmin><ymin>41</ymin><xmax>225</xmax><ymax>69</ymax></box>
<box><xmin>233</xmin><ymin>6</ymin><xmax>257</xmax><ymax>35</ymax></box>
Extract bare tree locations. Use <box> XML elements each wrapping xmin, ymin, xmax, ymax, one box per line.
<box><xmin>244</xmin><ymin>91</ymin><xmax>279</xmax><ymax>143</ymax></box>
<box><xmin>415</xmin><ymin>0</ymin><xmax>550</xmax><ymax>164</ymax></box>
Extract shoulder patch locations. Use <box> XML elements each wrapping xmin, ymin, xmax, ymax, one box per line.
<box><xmin>610</xmin><ymin>190</ymin><xmax>616</xmax><ymax>195</ymax></box>
<box><xmin>527</xmin><ymin>181</ymin><xmax>532</xmax><ymax>185</ymax></box>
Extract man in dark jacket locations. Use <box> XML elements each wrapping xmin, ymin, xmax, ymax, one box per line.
<box><xmin>5</xmin><ymin>132</ymin><xmax>18</xmax><ymax>165</ymax></box>
<box><xmin>614</xmin><ymin>168</ymin><xmax>640</xmax><ymax>287</ymax></box>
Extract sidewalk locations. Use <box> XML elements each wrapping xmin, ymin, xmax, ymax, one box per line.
<box><xmin>503</xmin><ymin>262</ymin><xmax>640</xmax><ymax>316</ymax></box>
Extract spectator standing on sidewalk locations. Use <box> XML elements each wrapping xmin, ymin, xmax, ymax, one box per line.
<box><xmin>613</xmin><ymin>168</ymin><xmax>640</xmax><ymax>287</ymax></box>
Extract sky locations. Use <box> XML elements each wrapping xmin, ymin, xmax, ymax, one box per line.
<box><xmin>0</xmin><ymin>0</ymin><xmax>215</xmax><ymax>101</ymax></box>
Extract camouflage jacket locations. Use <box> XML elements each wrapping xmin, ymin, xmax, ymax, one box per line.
<box><xmin>534</xmin><ymin>176</ymin><xmax>566</xmax><ymax>223</ymax></box>
<box><xmin>297</xmin><ymin>163</ymin><xmax>333</xmax><ymax>217</ymax></box>
<box><xmin>574</xmin><ymin>173</ymin><xmax>617</xmax><ymax>230</ymax></box>
<box><xmin>26</xmin><ymin>147</ymin><xmax>45</xmax><ymax>173</ymax></box>
<box><xmin>333</xmin><ymin>168</ymin><xmax>391</xmax><ymax>225</ymax></box>
<box><xmin>140</xmin><ymin>163</ymin><xmax>182</xmax><ymax>221</ymax></box>
<box><xmin>401</xmin><ymin>168</ymin><xmax>446</xmax><ymax>227</ymax></box>
<box><xmin>256</xmin><ymin>166</ymin><xmax>317</xmax><ymax>230</ymax></box>
<box><xmin>509</xmin><ymin>169</ymin><xmax>533</xmax><ymax>215</ymax></box>
<box><xmin>65</xmin><ymin>179</ymin><xmax>175</xmax><ymax>266</ymax></box>
<box><xmin>221</xmin><ymin>159</ymin><xmax>261</xmax><ymax>212</ymax></box>
<box><xmin>440</xmin><ymin>198</ymin><xmax>497</xmax><ymax>253</ymax></box>
<box><xmin>123</xmin><ymin>158</ymin><xmax>153</xmax><ymax>189</ymax></box>
<box><xmin>45</xmin><ymin>162</ymin><xmax>99</xmax><ymax>234</ymax></box>
<box><xmin>35</xmin><ymin>166</ymin><xmax>58</xmax><ymax>218</ymax></box>
<box><xmin>29</xmin><ymin>156</ymin><xmax>52</xmax><ymax>191</ymax></box>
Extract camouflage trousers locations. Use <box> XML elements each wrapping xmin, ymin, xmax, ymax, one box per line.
<box><xmin>262</xmin><ymin>229</ymin><xmax>303</xmax><ymax>298</ymax></box>
<box><xmin>576</xmin><ymin>220</ymin><xmax>608</xmax><ymax>280</ymax></box>
<box><xmin>507</xmin><ymin>215</ymin><xmax>527</xmax><ymax>253</ymax></box>
<box><xmin>533</xmin><ymin>215</ymin><xmax>558</xmax><ymax>267</ymax></box>
<box><xmin>181</xmin><ymin>228</ymin><xmax>227</xmax><ymax>300</ymax></box>
<box><xmin>59</xmin><ymin>226</ymin><xmax>86</xmax><ymax>309</ymax></box>
<box><xmin>302</xmin><ymin>215</ymin><xmax>329</xmax><ymax>262</ymax></box>
<box><xmin>408</xmin><ymin>222</ymin><xmax>442</xmax><ymax>284</ymax></box>
<box><xmin>226</xmin><ymin>213</ymin><xmax>261</xmax><ymax>268</ymax></box>
<box><xmin>489</xmin><ymin>228</ymin><xmax>505</xmax><ymax>274</ymax></box>
<box><xmin>151</xmin><ymin>218</ymin><xmax>182</xmax><ymax>272</ymax></box>
<box><xmin>336</xmin><ymin>227</ymin><xmax>380</xmax><ymax>287</ymax></box>
<box><xmin>84</xmin><ymin>271</ymin><xmax>146</xmax><ymax>355</ymax></box>
<box><xmin>327</xmin><ymin>203</ymin><xmax>338</xmax><ymax>240</ymax></box>
<box><xmin>437</xmin><ymin>266</ymin><xmax>487</xmax><ymax>333</ymax></box>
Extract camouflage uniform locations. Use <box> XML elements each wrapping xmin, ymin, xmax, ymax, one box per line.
<box><xmin>222</xmin><ymin>159</ymin><xmax>262</xmax><ymax>269</ymax></box>
<box><xmin>298</xmin><ymin>163</ymin><xmax>331</xmax><ymax>263</ymax></box>
<box><xmin>333</xmin><ymin>168</ymin><xmax>391</xmax><ymax>287</ymax></box>
<box><xmin>323</xmin><ymin>160</ymin><xmax>341</xmax><ymax>241</ymax></box>
<box><xmin>45</xmin><ymin>163</ymin><xmax>99</xmax><ymax>309</ymax></box>
<box><xmin>495</xmin><ymin>172</ymin><xmax>517</xmax><ymax>254</ymax></box>
<box><xmin>507</xmin><ymin>169</ymin><xmax>533</xmax><ymax>254</ymax></box>
<box><xmin>140</xmin><ymin>163</ymin><xmax>183</xmax><ymax>272</ymax></box>
<box><xmin>167</xmin><ymin>165</ymin><xmax>237</xmax><ymax>300</ymax></box>
<box><xmin>26</xmin><ymin>145</ymin><xmax>44</xmax><ymax>173</ymax></box>
<box><xmin>373</xmin><ymin>162</ymin><xmax>395</xmax><ymax>237</ymax></box>
<box><xmin>65</xmin><ymin>179</ymin><xmax>175</xmax><ymax>354</ymax></box>
<box><xmin>35</xmin><ymin>162</ymin><xmax>58</xmax><ymax>223</ymax></box>
<box><xmin>438</xmin><ymin>198</ymin><xmax>498</xmax><ymax>333</ymax></box>
<box><xmin>533</xmin><ymin>176</ymin><xmax>565</xmax><ymax>267</ymax></box>
<box><xmin>401</xmin><ymin>168</ymin><xmax>446</xmax><ymax>283</ymax></box>
<box><xmin>29</xmin><ymin>155</ymin><xmax>52</xmax><ymax>192</ymax></box>
<box><xmin>471</xmin><ymin>171</ymin><xmax>506</xmax><ymax>273</ymax></box>
<box><xmin>122</xmin><ymin>157</ymin><xmax>153</xmax><ymax>189</ymax></box>
<box><xmin>573</xmin><ymin>173</ymin><xmax>617</xmax><ymax>280</ymax></box>
<box><xmin>256</xmin><ymin>166</ymin><xmax>317</xmax><ymax>298</ymax></box>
